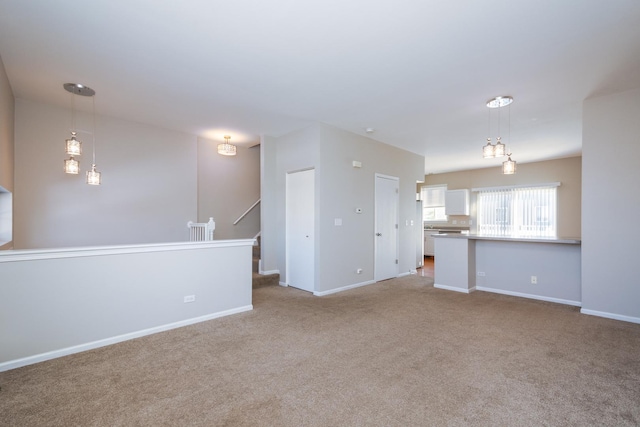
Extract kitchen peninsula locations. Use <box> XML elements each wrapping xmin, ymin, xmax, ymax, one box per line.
<box><xmin>433</xmin><ymin>233</ymin><xmax>581</xmax><ymax>306</ymax></box>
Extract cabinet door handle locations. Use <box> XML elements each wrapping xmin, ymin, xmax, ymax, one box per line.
<box><xmin>376</xmin><ymin>233</ymin><xmax>382</xmax><ymax>236</ymax></box>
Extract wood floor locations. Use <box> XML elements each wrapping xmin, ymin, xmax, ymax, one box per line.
<box><xmin>418</xmin><ymin>256</ymin><xmax>434</xmax><ymax>278</ymax></box>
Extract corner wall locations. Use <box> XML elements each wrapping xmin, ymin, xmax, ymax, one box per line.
<box><xmin>261</xmin><ymin>123</ymin><xmax>424</xmax><ymax>294</ymax></box>
<box><xmin>582</xmin><ymin>87</ymin><xmax>640</xmax><ymax>323</ymax></box>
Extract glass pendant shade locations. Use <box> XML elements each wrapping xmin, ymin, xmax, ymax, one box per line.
<box><xmin>482</xmin><ymin>138</ymin><xmax>495</xmax><ymax>158</ymax></box>
<box><xmin>502</xmin><ymin>156</ymin><xmax>517</xmax><ymax>175</ymax></box>
<box><xmin>217</xmin><ymin>135</ymin><xmax>237</xmax><ymax>156</ymax></box>
<box><xmin>65</xmin><ymin>132</ymin><xmax>82</xmax><ymax>156</ymax></box>
<box><xmin>86</xmin><ymin>164</ymin><xmax>101</xmax><ymax>185</ymax></box>
<box><xmin>493</xmin><ymin>137</ymin><xmax>506</xmax><ymax>157</ymax></box>
<box><xmin>64</xmin><ymin>157</ymin><xmax>80</xmax><ymax>174</ymax></box>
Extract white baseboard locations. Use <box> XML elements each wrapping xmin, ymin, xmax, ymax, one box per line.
<box><xmin>476</xmin><ymin>286</ymin><xmax>581</xmax><ymax>307</ymax></box>
<box><xmin>259</xmin><ymin>268</ymin><xmax>280</xmax><ymax>275</ymax></box>
<box><xmin>279</xmin><ymin>281</ymin><xmax>288</xmax><ymax>287</ymax></box>
<box><xmin>434</xmin><ymin>283</ymin><xmax>476</xmax><ymax>294</ymax></box>
<box><xmin>313</xmin><ymin>280</ymin><xmax>376</xmax><ymax>297</ymax></box>
<box><xmin>580</xmin><ymin>308</ymin><xmax>640</xmax><ymax>324</ymax></box>
<box><xmin>397</xmin><ymin>272</ymin><xmax>411</xmax><ymax>278</ymax></box>
<box><xmin>0</xmin><ymin>305</ymin><xmax>253</xmax><ymax>373</ymax></box>
<box><xmin>409</xmin><ymin>269</ymin><xmax>418</xmax><ymax>275</ymax></box>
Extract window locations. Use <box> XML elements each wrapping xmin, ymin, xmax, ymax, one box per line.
<box><xmin>476</xmin><ymin>184</ymin><xmax>558</xmax><ymax>237</ymax></box>
<box><xmin>0</xmin><ymin>186</ymin><xmax>12</xmax><ymax>246</ymax></box>
<box><xmin>420</xmin><ymin>185</ymin><xmax>447</xmax><ymax>222</ymax></box>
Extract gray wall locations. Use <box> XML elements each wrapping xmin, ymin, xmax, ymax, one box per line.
<box><xmin>262</xmin><ymin>123</ymin><xmax>424</xmax><ymax>293</ymax></box>
<box><xmin>0</xmin><ymin>54</ymin><xmax>14</xmax><ymax>250</ymax></box>
<box><xmin>197</xmin><ymin>137</ymin><xmax>260</xmax><ymax>239</ymax></box>
<box><xmin>14</xmin><ymin>99</ymin><xmax>198</xmax><ymax>249</ymax></box>
<box><xmin>420</xmin><ymin>156</ymin><xmax>582</xmax><ymax>237</ymax></box>
<box><xmin>582</xmin><ymin>87</ymin><xmax>640</xmax><ymax>322</ymax></box>
<box><xmin>0</xmin><ymin>241</ymin><xmax>253</xmax><ymax>369</ymax></box>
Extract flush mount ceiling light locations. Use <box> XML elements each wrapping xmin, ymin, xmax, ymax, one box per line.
<box><xmin>217</xmin><ymin>135</ymin><xmax>237</xmax><ymax>156</ymax></box>
<box><xmin>63</xmin><ymin>83</ymin><xmax>102</xmax><ymax>183</ymax></box>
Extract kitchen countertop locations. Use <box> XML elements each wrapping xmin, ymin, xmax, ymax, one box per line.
<box><xmin>432</xmin><ymin>233</ymin><xmax>581</xmax><ymax>245</ymax></box>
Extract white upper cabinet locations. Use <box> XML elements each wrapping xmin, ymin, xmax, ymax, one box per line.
<box><xmin>445</xmin><ymin>189</ymin><xmax>470</xmax><ymax>216</ymax></box>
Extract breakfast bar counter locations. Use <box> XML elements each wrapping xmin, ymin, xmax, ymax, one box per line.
<box><xmin>432</xmin><ymin>233</ymin><xmax>582</xmax><ymax>306</ymax></box>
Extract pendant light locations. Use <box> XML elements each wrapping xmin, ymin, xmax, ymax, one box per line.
<box><xmin>503</xmin><ymin>154</ymin><xmax>517</xmax><ymax>174</ymax></box>
<box><xmin>63</xmin><ymin>83</ymin><xmax>102</xmax><ymax>184</ymax></box>
<box><xmin>482</xmin><ymin>96</ymin><xmax>511</xmax><ymax>158</ymax></box>
<box><xmin>64</xmin><ymin>157</ymin><xmax>80</xmax><ymax>174</ymax></box>
<box><xmin>217</xmin><ymin>135</ymin><xmax>237</xmax><ymax>156</ymax></box>
<box><xmin>86</xmin><ymin>94</ymin><xmax>101</xmax><ymax>185</ymax></box>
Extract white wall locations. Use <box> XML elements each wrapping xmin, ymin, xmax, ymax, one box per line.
<box><xmin>475</xmin><ymin>240</ymin><xmax>581</xmax><ymax>305</ymax></box>
<box><xmin>14</xmin><ymin>99</ymin><xmax>198</xmax><ymax>249</ymax></box>
<box><xmin>197</xmin><ymin>137</ymin><xmax>260</xmax><ymax>239</ymax></box>
<box><xmin>262</xmin><ymin>123</ymin><xmax>424</xmax><ymax>294</ymax></box>
<box><xmin>582</xmin><ymin>87</ymin><xmax>640</xmax><ymax>323</ymax></box>
<box><xmin>0</xmin><ymin>240</ymin><xmax>254</xmax><ymax>371</ymax></box>
<box><xmin>0</xmin><ymin>54</ymin><xmax>14</xmax><ymax>250</ymax></box>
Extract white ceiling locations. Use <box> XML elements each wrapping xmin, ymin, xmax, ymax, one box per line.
<box><xmin>1</xmin><ymin>0</ymin><xmax>639</xmax><ymax>174</ymax></box>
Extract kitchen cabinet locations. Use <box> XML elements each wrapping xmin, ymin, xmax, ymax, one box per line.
<box><xmin>424</xmin><ymin>230</ymin><xmax>440</xmax><ymax>256</ymax></box>
<box><xmin>445</xmin><ymin>189</ymin><xmax>470</xmax><ymax>215</ymax></box>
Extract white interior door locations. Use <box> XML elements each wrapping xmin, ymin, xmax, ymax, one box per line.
<box><xmin>286</xmin><ymin>169</ymin><xmax>315</xmax><ymax>292</ymax></box>
<box><xmin>375</xmin><ymin>174</ymin><xmax>399</xmax><ymax>281</ymax></box>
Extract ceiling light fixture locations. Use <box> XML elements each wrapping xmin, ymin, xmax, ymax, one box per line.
<box><xmin>63</xmin><ymin>83</ymin><xmax>101</xmax><ymax>183</ymax></box>
<box><xmin>482</xmin><ymin>96</ymin><xmax>512</xmax><ymax>159</ymax></box>
<box><xmin>86</xmin><ymin>94</ymin><xmax>101</xmax><ymax>185</ymax></box>
<box><xmin>502</xmin><ymin>153</ymin><xmax>517</xmax><ymax>175</ymax></box>
<box><xmin>218</xmin><ymin>135</ymin><xmax>237</xmax><ymax>156</ymax></box>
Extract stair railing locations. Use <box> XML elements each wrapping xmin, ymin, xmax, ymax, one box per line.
<box><xmin>233</xmin><ymin>199</ymin><xmax>260</xmax><ymax>226</ymax></box>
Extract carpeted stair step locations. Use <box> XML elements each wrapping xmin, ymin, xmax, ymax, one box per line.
<box><xmin>252</xmin><ymin>272</ymin><xmax>280</xmax><ymax>288</ymax></box>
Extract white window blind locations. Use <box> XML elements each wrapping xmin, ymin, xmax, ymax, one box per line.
<box><xmin>420</xmin><ymin>185</ymin><xmax>447</xmax><ymax>222</ymax></box>
<box><xmin>476</xmin><ymin>185</ymin><xmax>557</xmax><ymax>237</ymax></box>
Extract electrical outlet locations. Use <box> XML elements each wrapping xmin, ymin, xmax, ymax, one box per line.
<box><xmin>477</xmin><ymin>271</ymin><xmax>486</xmax><ymax>277</ymax></box>
<box><xmin>184</xmin><ymin>295</ymin><xmax>196</xmax><ymax>303</ymax></box>
<box><xmin>531</xmin><ymin>276</ymin><xmax>537</xmax><ymax>284</ymax></box>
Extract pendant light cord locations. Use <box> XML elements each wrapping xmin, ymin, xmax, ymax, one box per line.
<box><xmin>92</xmin><ymin>95</ymin><xmax>96</xmax><ymax>165</ymax></box>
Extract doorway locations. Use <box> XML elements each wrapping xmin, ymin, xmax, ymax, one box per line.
<box><xmin>374</xmin><ymin>174</ymin><xmax>399</xmax><ymax>281</ymax></box>
<box><xmin>285</xmin><ymin>168</ymin><xmax>315</xmax><ymax>292</ymax></box>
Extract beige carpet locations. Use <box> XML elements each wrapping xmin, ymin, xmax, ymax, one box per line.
<box><xmin>1</xmin><ymin>275</ymin><xmax>639</xmax><ymax>426</ymax></box>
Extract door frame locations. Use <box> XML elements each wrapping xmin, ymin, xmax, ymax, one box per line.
<box><xmin>374</xmin><ymin>173</ymin><xmax>400</xmax><ymax>282</ymax></box>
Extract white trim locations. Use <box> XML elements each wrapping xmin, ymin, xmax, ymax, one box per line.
<box><xmin>476</xmin><ymin>286</ymin><xmax>581</xmax><ymax>307</ymax></box>
<box><xmin>0</xmin><ymin>239</ymin><xmax>256</xmax><ymax>263</ymax></box>
<box><xmin>409</xmin><ymin>269</ymin><xmax>418</xmax><ymax>275</ymax></box>
<box><xmin>279</xmin><ymin>281</ymin><xmax>288</xmax><ymax>287</ymax></box>
<box><xmin>580</xmin><ymin>309</ymin><xmax>640</xmax><ymax>324</ymax></box>
<box><xmin>471</xmin><ymin>182</ymin><xmax>561</xmax><ymax>192</ymax></box>
<box><xmin>398</xmin><ymin>272</ymin><xmax>412</xmax><ymax>277</ymax></box>
<box><xmin>0</xmin><ymin>305</ymin><xmax>253</xmax><ymax>372</ymax></box>
<box><xmin>313</xmin><ymin>280</ymin><xmax>376</xmax><ymax>296</ymax></box>
<box><xmin>434</xmin><ymin>284</ymin><xmax>476</xmax><ymax>294</ymax></box>
<box><xmin>259</xmin><ymin>268</ymin><xmax>280</xmax><ymax>275</ymax></box>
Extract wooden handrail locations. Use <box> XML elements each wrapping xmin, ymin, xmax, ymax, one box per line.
<box><xmin>233</xmin><ymin>199</ymin><xmax>260</xmax><ymax>225</ymax></box>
